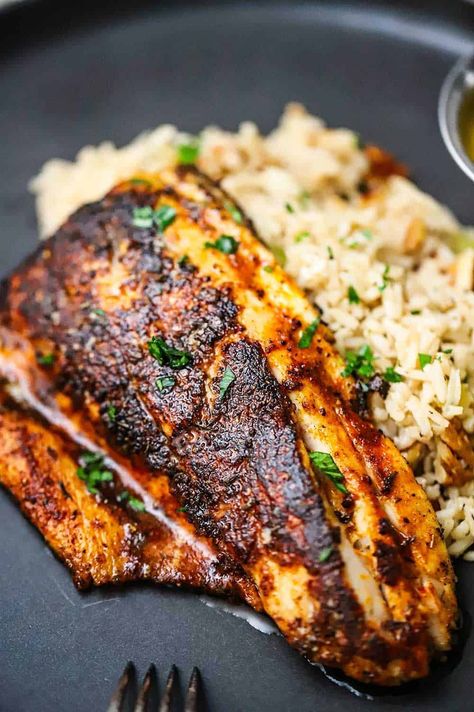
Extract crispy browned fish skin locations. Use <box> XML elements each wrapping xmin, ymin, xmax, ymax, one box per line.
<box><xmin>0</xmin><ymin>167</ymin><xmax>457</xmax><ymax>684</ymax></box>
<box><xmin>0</xmin><ymin>393</ymin><xmax>259</xmax><ymax>602</ymax></box>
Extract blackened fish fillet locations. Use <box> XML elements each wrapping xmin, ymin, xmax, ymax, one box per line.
<box><xmin>0</xmin><ymin>167</ymin><xmax>457</xmax><ymax>684</ymax></box>
<box><xmin>0</xmin><ymin>392</ymin><xmax>258</xmax><ymax>603</ymax></box>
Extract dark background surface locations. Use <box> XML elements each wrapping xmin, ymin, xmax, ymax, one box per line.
<box><xmin>0</xmin><ymin>1</ymin><xmax>473</xmax><ymax>710</ymax></box>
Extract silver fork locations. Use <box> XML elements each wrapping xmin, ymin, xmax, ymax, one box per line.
<box><xmin>107</xmin><ymin>662</ymin><xmax>201</xmax><ymax>712</ymax></box>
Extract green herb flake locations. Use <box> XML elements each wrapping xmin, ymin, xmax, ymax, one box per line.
<box><xmin>156</xmin><ymin>375</ymin><xmax>176</xmax><ymax>392</ymax></box>
<box><xmin>295</xmin><ymin>231</ymin><xmax>310</xmax><ymax>244</ymax></box>
<box><xmin>318</xmin><ymin>546</ymin><xmax>333</xmax><ymax>563</ymax></box>
<box><xmin>285</xmin><ymin>202</ymin><xmax>295</xmax><ymax>214</ymax></box>
<box><xmin>298</xmin><ymin>318</ymin><xmax>321</xmax><ymax>349</ymax></box>
<box><xmin>36</xmin><ymin>352</ymin><xmax>55</xmax><ymax>367</ymax></box>
<box><xmin>270</xmin><ymin>245</ymin><xmax>286</xmax><ymax>267</ymax></box>
<box><xmin>218</xmin><ymin>367</ymin><xmax>236</xmax><ymax>401</ymax></box>
<box><xmin>154</xmin><ymin>205</ymin><xmax>177</xmax><ymax>233</ymax></box>
<box><xmin>178</xmin><ymin>255</ymin><xmax>189</xmax><ymax>267</ymax></box>
<box><xmin>117</xmin><ymin>490</ymin><xmax>146</xmax><ymax>512</ymax></box>
<box><xmin>354</xmin><ymin>133</ymin><xmax>365</xmax><ymax>151</ymax></box>
<box><xmin>410</xmin><ymin>309</ymin><xmax>421</xmax><ymax>315</ymax></box>
<box><xmin>148</xmin><ymin>336</ymin><xmax>192</xmax><ymax>369</ymax></box>
<box><xmin>205</xmin><ymin>234</ymin><xmax>239</xmax><ymax>255</ymax></box>
<box><xmin>342</xmin><ymin>344</ymin><xmax>375</xmax><ymax>379</ymax></box>
<box><xmin>177</xmin><ymin>140</ymin><xmax>200</xmax><ymax>165</ymax></box>
<box><xmin>263</xmin><ymin>265</ymin><xmax>274</xmax><ymax>273</ymax></box>
<box><xmin>224</xmin><ymin>200</ymin><xmax>243</xmax><ymax>224</ymax></box>
<box><xmin>91</xmin><ymin>308</ymin><xmax>107</xmax><ymax>318</ymax></box>
<box><xmin>176</xmin><ymin>505</ymin><xmax>188</xmax><ymax>514</ymax></box>
<box><xmin>309</xmin><ymin>451</ymin><xmax>348</xmax><ymax>494</ymax></box>
<box><xmin>79</xmin><ymin>452</ymin><xmax>104</xmax><ymax>467</ymax></box>
<box><xmin>348</xmin><ymin>286</ymin><xmax>360</xmax><ymax>304</ymax></box>
<box><xmin>384</xmin><ymin>367</ymin><xmax>404</xmax><ymax>383</ymax></box>
<box><xmin>418</xmin><ymin>353</ymin><xmax>432</xmax><ymax>369</ymax></box>
<box><xmin>442</xmin><ymin>348</ymin><xmax>453</xmax><ymax>355</ymax></box>
<box><xmin>128</xmin><ymin>497</ymin><xmax>146</xmax><ymax>512</ymax></box>
<box><xmin>77</xmin><ymin>451</ymin><xmax>113</xmax><ymax>494</ymax></box>
<box><xmin>132</xmin><ymin>205</ymin><xmax>154</xmax><ymax>229</ymax></box>
<box><xmin>361</xmin><ymin>228</ymin><xmax>373</xmax><ymax>240</ymax></box>
<box><xmin>378</xmin><ymin>265</ymin><xmax>391</xmax><ymax>292</ymax></box>
<box><xmin>327</xmin><ymin>246</ymin><xmax>334</xmax><ymax>260</ymax></box>
<box><xmin>132</xmin><ymin>205</ymin><xmax>176</xmax><ymax>232</ymax></box>
<box><xmin>107</xmin><ymin>404</ymin><xmax>117</xmax><ymax>421</ymax></box>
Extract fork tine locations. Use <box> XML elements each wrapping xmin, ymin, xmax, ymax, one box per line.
<box><xmin>184</xmin><ymin>667</ymin><xmax>200</xmax><ymax>712</ymax></box>
<box><xmin>158</xmin><ymin>664</ymin><xmax>177</xmax><ymax>712</ymax></box>
<box><xmin>107</xmin><ymin>661</ymin><xmax>134</xmax><ymax>712</ymax></box>
<box><xmin>134</xmin><ymin>663</ymin><xmax>156</xmax><ymax>712</ymax></box>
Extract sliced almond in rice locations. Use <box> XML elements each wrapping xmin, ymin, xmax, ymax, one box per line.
<box><xmin>454</xmin><ymin>249</ymin><xmax>474</xmax><ymax>291</ymax></box>
<box><xmin>403</xmin><ymin>217</ymin><xmax>426</xmax><ymax>253</ymax></box>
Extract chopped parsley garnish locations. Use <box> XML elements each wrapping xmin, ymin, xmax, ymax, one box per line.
<box><xmin>91</xmin><ymin>308</ymin><xmax>107</xmax><ymax>318</ymax></box>
<box><xmin>298</xmin><ymin>318</ymin><xmax>320</xmax><ymax>349</ymax></box>
<box><xmin>205</xmin><ymin>234</ymin><xmax>239</xmax><ymax>255</ymax></box>
<box><xmin>309</xmin><ymin>452</ymin><xmax>348</xmax><ymax>494</ymax></box>
<box><xmin>36</xmin><ymin>352</ymin><xmax>55</xmax><ymax>367</ymax></box>
<box><xmin>270</xmin><ymin>245</ymin><xmax>286</xmax><ymax>267</ymax></box>
<box><xmin>154</xmin><ymin>205</ymin><xmax>177</xmax><ymax>232</ymax></box>
<box><xmin>128</xmin><ymin>497</ymin><xmax>146</xmax><ymax>512</ymax></box>
<box><xmin>107</xmin><ymin>404</ymin><xmax>117</xmax><ymax>421</ymax></box>
<box><xmin>354</xmin><ymin>133</ymin><xmax>365</xmax><ymax>150</ymax></box>
<box><xmin>130</xmin><ymin>177</ymin><xmax>152</xmax><ymax>187</ymax></box>
<box><xmin>178</xmin><ymin>255</ymin><xmax>189</xmax><ymax>267</ymax></box>
<box><xmin>285</xmin><ymin>202</ymin><xmax>295</xmax><ymax>214</ymax></box>
<box><xmin>218</xmin><ymin>367</ymin><xmax>235</xmax><ymax>401</ymax></box>
<box><xmin>410</xmin><ymin>309</ymin><xmax>421</xmax><ymax>315</ymax></box>
<box><xmin>384</xmin><ymin>367</ymin><xmax>403</xmax><ymax>383</ymax></box>
<box><xmin>318</xmin><ymin>546</ymin><xmax>333</xmax><ymax>563</ymax></box>
<box><xmin>132</xmin><ymin>205</ymin><xmax>154</xmax><ymax>228</ymax></box>
<box><xmin>327</xmin><ymin>246</ymin><xmax>334</xmax><ymax>260</ymax></box>
<box><xmin>378</xmin><ymin>265</ymin><xmax>391</xmax><ymax>292</ymax></box>
<box><xmin>295</xmin><ymin>231</ymin><xmax>310</xmax><ymax>243</ymax></box>
<box><xmin>348</xmin><ymin>285</ymin><xmax>360</xmax><ymax>304</ymax></box>
<box><xmin>148</xmin><ymin>337</ymin><xmax>192</xmax><ymax>369</ymax></box>
<box><xmin>132</xmin><ymin>205</ymin><xmax>176</xmax><ymax>232</ymax></box>
<box><xmin>443</xmin><ymin>348</ymin><xmax>453</xmax><ymax>355</ymax></box>
<box><xmin>77</xmin><ymin>451</ymin><xmax>113</xmax><ymax>494</ymax></box>
<box><xmin>361</xmin><ymin>228</ymin><xmax>373</xmax><ymax>240</ymax></box>
<box><xmin>263</xmin><ymin>265</ymin><xmax>274</xmax><ymax>273</ymax></box>
<box><xmin>418</xmin><ymin>353</ymin><xmax>432</xmax><ymax>369</ymax></box>
<box><xmin>176</xmin><ymin>505</ymin><xmax>188</xmax><ymax>514</ymax></box>
<box><xmin>156</xmin><ymin>375</ymin><xmax>176</xmax><ymax>392</ymax></box>
<box><xmin>118</xmin><ymin>490</ymin><xmax>146</xmax><ymax>512</ymax></box>
<box><xmin>177</xmin><ymin>139</ymin><xmax>200</xmax><ymax>165</ymax></box>
<box><xmin>342</xmin><ymin>344</ymin><xmax>375</xmax><ymax>379</ymax></box>
<box><xmin>224</xmin><ymin>200</ymin><xmax>243</xmax><ymax>224</ymax></box>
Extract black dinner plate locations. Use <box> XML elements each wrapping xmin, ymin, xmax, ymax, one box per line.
<box><xmin>1</xmin><ymin>1</ymin><xmax>473</xmax><ymax>710</ymax></box>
